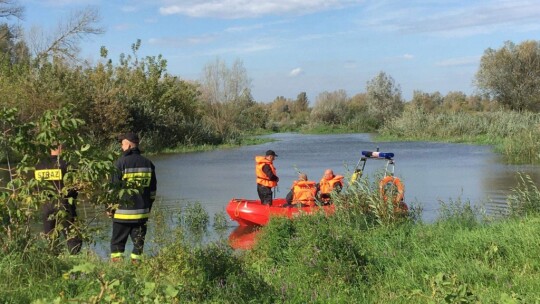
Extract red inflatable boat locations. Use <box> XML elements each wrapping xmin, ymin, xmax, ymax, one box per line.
<box><xmin>226</xmin><ymin>198</ymin><xmax>336</xmax><ymax>226</ymax></box>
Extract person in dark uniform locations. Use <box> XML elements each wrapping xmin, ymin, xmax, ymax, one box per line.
<box><xmin>109</xmin><ymin>132</ymin><xmax>157</xmax><ymax>264</ymax></box>
<box><xmin>255</xmin><ymin>150</ymin><xmax>279</xmax><ymax>205</ymax></box>
<box><xmin>35</xmin><ymin>144</ymin><xmax>82</xmax><ymax>255</ymax></box>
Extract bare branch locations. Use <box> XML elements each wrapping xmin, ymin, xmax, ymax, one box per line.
<box><xmin>0</xmin><ymin>0</ymin><xmax>23</xmax><ymax>20</ymax></box>
<box><xmin>35</xmin><ymin>7</ymin><xmax>104</xmax><ymax>62</ymax></box>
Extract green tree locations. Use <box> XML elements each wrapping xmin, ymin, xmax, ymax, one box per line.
<box><xmin>88</xmin><ymin>42</ymin><xmax>206</xmax><ymax>148</ymax></box>
<box><xmin>0</xmin><ymin>6</ymin><xmax>102</xmax><ymax>122</ymax></box>
<box><xmin>410</xmin><ymin>90</ymin><xmax>443</xmax><ymax>113</ymax></box>
<box><xmin>292</xmin><ymin>92</ymin><xmax>309</xmax><ymax>113</ymax></box>
<box><xmin>476</xmin><ymin>40</ymin><xmax>540</xmax><ymax>111</ymax></box>
<box><xmin>0</xmin><ymin>23</ymin><xmax>29</xmax><ymax>64</ymax></box>
<box><xmin>310</xmin><ymin>89</ymin><xmax>349</xmax><ymax>124</ymax></box>
<box><xmin>230</xmin><ymin>88</ymin><xmax>268</xmax><ymax>131</ymax></box>
<box><xmin>199</xmin><ymin>58</ymin><xmax>254</xmax><ymax>140</ymax></box>
<box><xmin>365</xmin><ymin>71</ymin><xmax>404</xmax><ymax>124</ymax></box>
<box><xmin>345</xmin><ymin>92</ymin><xmax>379</xmax><ymax>131</ymax></box>
<box><xmin>0</xmin><ymin>106</ymin><xmax>117</xmax><ymax>254</ymax></box>
<box><xmin>441</xmin><ymin>91</ymin><xmax>469</xmax><ymax>112</ymax></box>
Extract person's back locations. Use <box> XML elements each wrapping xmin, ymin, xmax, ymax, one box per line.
<box><xmin>35</xmin><ymin>145</ymin><xmax>81</xmax><ymax>255</ymax></box>
<box><xmin>285</xmin><ymin>173</ymin><xmax>317</xmax><ymax>207</ymax></box>
<box><xmin>292</xmin><ymin>179</ymin><xmax>317</xmax><ymax>206</ymax></box>
<box><xmin>110</xmin><ymin>132</ymin><xmax>157</xmax><ymax>264</ymax></box>
<box><xmin>113</xmin><ymin>147</ymin><xmax>157</xmax><ymax>222</ymax></box>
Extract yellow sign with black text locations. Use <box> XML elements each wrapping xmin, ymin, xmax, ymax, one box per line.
<box><xmin>35</xmin><ymin>169</ymin><xmax>62</xmax><ymax>181</ymax></box>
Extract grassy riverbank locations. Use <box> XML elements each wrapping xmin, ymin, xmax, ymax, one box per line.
<box><xmin>0</xmin><ymin>135</ymin><xmax>275</xmax><ymax>164</ymax></box>
<box><xmin>155</xmin><ymin>135</ymin><xmax>275</xmax><ymax>155</ymax></box>
<box><xmin>1</xmin><ymin>175</ymin><xmax>540</xmax><ymax>303</ymax></box>
<box><xmin>379</xmin><ymin>109</ymin><xmax>540</xmax><ymax>164</ymax></box>
<box><xmin>299</xmin><ymin>122</ymin><xmax>374</xmax><ymax>134</ymax></box>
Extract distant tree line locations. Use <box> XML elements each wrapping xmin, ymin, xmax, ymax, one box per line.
<box><xmin>1</xmin><ymin>2</ymin><xmax>540</xmax><ymax>152</ymax></box>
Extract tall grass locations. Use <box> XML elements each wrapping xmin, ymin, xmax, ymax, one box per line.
<box><xmin>380</xmin><ymin>109</ymin><xmax>540</xmax><ymax>164</ymax></box>
<box><xmin>3</xmin><ymin>173</ymin><xmax>540</xmax><ymax>302</ymax></box>
<box><xmin>507</xmin><ymin>172</ymin><xmax>540</xmax><ymax>216</ymax></box>
<box><xmin>241</xmin><ymin>196</ymin><xmax>540</xmax><ymax>302</ymax></box>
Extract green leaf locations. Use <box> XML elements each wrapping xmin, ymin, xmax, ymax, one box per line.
<box><xmin>69</xmin><ymin>262</ymin><xmax>96</xmax><ymax>274</ymax></box>
<box><xmin>143</xmin><ymin>282</ymin><xmax>156</xmax><ymax>296</ymax></box>
<box><xmin>164</xmin><ymin>284</ymin><xmax>179</xmax><ymax>298</ymax></box>
<box><xmin>109</xmin><ymin>279</ymin><xmax>120</xmax><ymax>288</ymax></box>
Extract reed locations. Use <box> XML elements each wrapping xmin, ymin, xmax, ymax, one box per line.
<box><xmin>507</xmin><ymin>173</ymin><xmax>540</xmax><ymax>216</ymax></box>
<box><xmin>381</xmin><ymin>109</ymin><xmax>540</xmax><ymax>163</ymax></box>
<box><xmin>212</xmin><ymin>211</ymin><xmax>229</xmax><ymax>231</ymax></box>
<box><xmin>243</xmin><ymin>195</ymin><xmax>540</xmax><ymax>302</ymax></box>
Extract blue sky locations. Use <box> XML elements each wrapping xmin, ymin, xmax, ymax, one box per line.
<box><xmin>17</xmin><ymin>0</ymin><xmax>540</xmax><ymax>103</ymax></box>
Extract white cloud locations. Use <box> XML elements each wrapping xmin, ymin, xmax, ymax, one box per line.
<box><xmin>225</xmin><ymin>19</ymin><xmax>292</xmax><ymax>33</ymax></box>
<box><xmin>401</xmin><ymin>54</ymin><xmax>414</xmax><ymax>60</ymax></box>
<box><xmin>159</xmin><ymin>0</ymin><xmax>363</xmax><ymax>18</ymax></box>
<box><xmin>361</xmin><ymin>0</ymin><xmax>540</xmax><ymax>37</ymax></box>
<box><xmin>289</xmin><ymin>67</ymin><xmax>303</xmax><ymax>77</ymax></box>
<box><xmin>225</xmin><ymin>24</ymin><xmax>263</xmax><ymax>33</ymax></box>
<box><xmin>40</xmin><ymin>0</ymin><xmax>98</xmax><ymax>6</ymax></box>
<box><xmin>206</xmin><ymin>41</ymin><xmax>277</xmax><ymax>55</ymax></box>
<box><xmin>148</xmin><ymin>35</ymin><xmax>217</xmax><ymax>47</ymax></box>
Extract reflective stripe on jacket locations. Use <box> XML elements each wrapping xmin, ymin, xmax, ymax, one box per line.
<box><xmin>255</xmin><ymin>156</ymin><xmax>277</xmax><ymax>188</ymax></box>
<box><xmin>113</xmin><ymin>208</ymin><xmax>151</xmax><ymax>220</ymax></box>
<box><xmin>319</xmin><ymin>175</ymin><xmax>344</xmax><ymax>195</ymax></box>
<box><xmin>113</xmin><ymin>148</ymin><xmax>157</xmax><ymax>224</ymax></box>
<box><xmin>292</xmin><ymin>180</ymin><xmax>317</xmax><ymax>206</ymax></box>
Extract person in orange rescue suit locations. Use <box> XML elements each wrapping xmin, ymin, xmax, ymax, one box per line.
<box><xmin>284</xmin><ymin>172</ymin><xmax>317</xmax><ymax>207</ymax></box>
<box><xmin>255</xmin><ymin>150</ymin><xmax>279</xmax><ymax>205</ymax></box>
<box><xmin>35</xmin><ymin>144</ymin><xmax>82</xmax><ymax>255</ymax></box>
<box><xmin>109</xmin><ymin>132</ymin><xmax>157</xmax><ymax>264</ymax></box>
<box><xmin>317</xmin><ymin>169</ymin><xmax>344</xmax><ymax>205</ymax></box>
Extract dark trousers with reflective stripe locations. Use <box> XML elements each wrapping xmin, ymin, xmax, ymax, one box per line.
<box><xmin>111</xmin><ymin>221</ymin><xmax>147</xmax><ymax>257</ymax></box>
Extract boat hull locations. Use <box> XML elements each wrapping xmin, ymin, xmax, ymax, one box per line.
<box><xmin>226</xmin><ymin>198</ymin><xmax>335</xmax><ymax>226</ymax></box>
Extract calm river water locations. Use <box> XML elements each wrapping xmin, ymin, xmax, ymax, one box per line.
<box><xmin>2</xmin><ymin>133</ymin><xmax>539</xmax><ymax>254</ymax></box>
<box><xmin>153</xmin><ymin>133</ymin><xmax>540</xmax><ymax>222</ymax></box>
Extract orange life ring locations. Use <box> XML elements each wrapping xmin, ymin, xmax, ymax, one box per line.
<box><xmin>379</xmin><ymin>176</ymin><xmax>407</xmax><ymax>211</ymax></box>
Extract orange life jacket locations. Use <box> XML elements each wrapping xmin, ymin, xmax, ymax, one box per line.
<box><xmin>255</xmin><ymin>156</ymin><xmax>277</xmax><ymax>188</ymax></box>
<box><xmin>319</xmin><ymin>175</ymin><xmax>344</xmax><ymax>195</ymax></box>
<box><xmin>292</xmin><ymin>180</ymin><xmax>317</xmax><ymax>206</ymax></box>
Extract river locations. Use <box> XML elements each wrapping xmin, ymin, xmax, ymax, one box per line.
<box><xmin>153</xmin><ymin>133</ymin><xmax>539</xmax><ymax>221</ymax></box>
<box><xmin>2</xmin><ymin>133</ymin><xmax>539</xmax><ymax>254</ymax></box>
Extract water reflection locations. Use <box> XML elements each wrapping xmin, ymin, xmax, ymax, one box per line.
<box><xmin>228</xmin><ymin>225</ymin><xmax>260</xmax><ymax>250</ymax></box>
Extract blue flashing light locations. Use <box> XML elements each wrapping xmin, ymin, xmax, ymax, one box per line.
<box><xmin>361</xmin><ymin>151</ymin><xmax>394</xmax><ymax>159</ymax></box>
